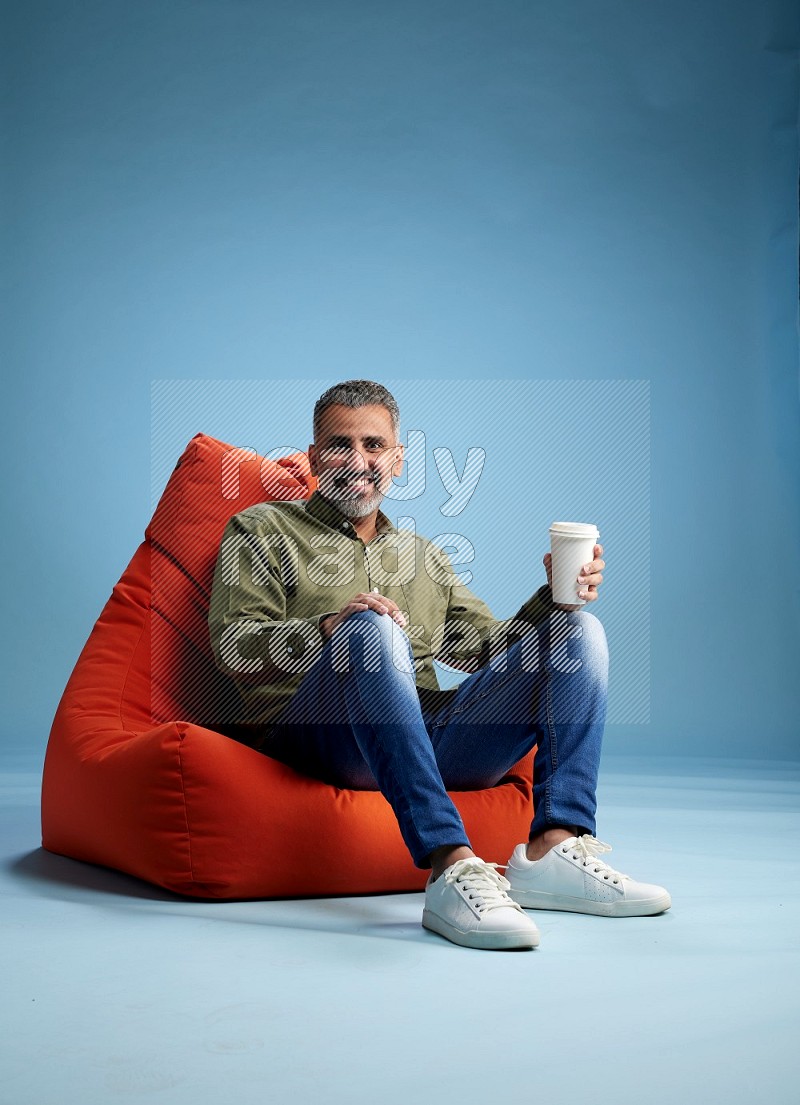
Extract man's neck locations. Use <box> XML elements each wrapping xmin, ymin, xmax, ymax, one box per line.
<box><xmin>350</xmin><ymin>512</ymin><xmax>379</xmax><ymax>544</ymax></box>
<box><xmin>318</xmin><ymin>491</ymin><xmax>381</xmax><ymax>544</ymax></box>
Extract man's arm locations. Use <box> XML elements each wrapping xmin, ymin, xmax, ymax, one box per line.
<box><xmin>208</xmin><ymin>512</ymin><xmax>335</xmax><ymax>685</ymax></box>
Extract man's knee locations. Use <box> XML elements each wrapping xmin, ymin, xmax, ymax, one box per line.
<box><xmin>571</xmin><ymin>610</ymin><xmax>608</xmax><ymax>659</ymax></box>
<box><xmin>330</xmin><ymin>608</ymin><xmax>415</xmax><ymax>675</ymax></box>
<box><xmin>550</xmin><ymin>609</ymin><xmax>608</xmax><ymax>679</ymax></box>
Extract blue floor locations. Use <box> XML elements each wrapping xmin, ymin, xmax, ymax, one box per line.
<box><xmin>2</xmin><ymin>750</ymin><xmax>799</xmax><ymax>1105</ymax></box>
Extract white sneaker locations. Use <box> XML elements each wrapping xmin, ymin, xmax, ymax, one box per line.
<box><xmin>423</xmin><ymin>857</ymin><xmax>541</xmax><ymax>950</ymax></box>
<box><xmin>505</xmin><ymin>835</ymin><xmax>672</xmax><ymax>917</ymax></box>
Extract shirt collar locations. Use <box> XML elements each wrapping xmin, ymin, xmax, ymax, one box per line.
<box><xmin>304</xmin><ymin>490</ymin><xmax>396</xmax><ymax>538</ymax></box>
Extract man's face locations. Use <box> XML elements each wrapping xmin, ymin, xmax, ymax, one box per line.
<box><xmin>309</xmin><ymin>403</ymin><xmax>404</xmax><ymax>519</ymax></box>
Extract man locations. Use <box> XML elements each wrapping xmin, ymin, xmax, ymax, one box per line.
<box><xmin>208</xmin><ymin>380</ymin><xmax>670</xmax><ymax>950</ymax></box>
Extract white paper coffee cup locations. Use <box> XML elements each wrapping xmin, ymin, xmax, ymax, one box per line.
<box><xmin>549</xmin><ymin>522</ymin><xmax>600</xmax><ymax>606</ymax></box>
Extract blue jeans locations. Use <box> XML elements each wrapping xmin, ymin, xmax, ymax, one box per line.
<box><xmin>262</xmin><ymin>608</ymin><xmax>609</xmax><ymax>868</ymax></box>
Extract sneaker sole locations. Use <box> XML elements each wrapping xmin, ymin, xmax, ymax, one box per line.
<box><xmin>422</xmin><ymin>909</ymin><xmax>540</xmax><ymax>950</ymax></box>
<box><xmin>507</xmin><ymin>889</ymin><xmax>672</xmax><ymax>917</ymax></box>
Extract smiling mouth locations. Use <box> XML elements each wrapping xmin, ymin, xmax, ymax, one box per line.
<box><xmin>336</xmin><ymin>475</ymin><xmax>377</xmax><ymax>491</ymax></box>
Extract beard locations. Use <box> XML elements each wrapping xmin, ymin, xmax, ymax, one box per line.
<box><xmin>317</xmin><ymin>469</ymin><xmax>387</xmax><ymax>520</ymax></box>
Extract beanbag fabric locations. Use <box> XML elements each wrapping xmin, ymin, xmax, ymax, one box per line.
<box><xmin>41</xmin><ymin>433</ymin><xmax>534</xmax><ymax>898</ymax></box>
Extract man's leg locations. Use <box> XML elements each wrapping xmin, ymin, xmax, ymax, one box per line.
<box><xmin>261</xmin><ymin>608</ymin><xmax>544</xmax><ymax>948</ymax></box>
<box><xmin>425</xmin><ymin>610</ymin><xmax>670</xmax><ymax>916</ymax></box>
<box><xmin>263</xmin><ymin>608</ymin><xmax>471</xmax><ymax>869</ymax></box>
<box><xmin>423</xmin><ymin>608</ymin><xmax>608</xmax><ymax>848</ymax></box>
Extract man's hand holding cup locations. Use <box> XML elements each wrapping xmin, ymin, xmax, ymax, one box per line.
<box><xmin>545</xmin><ymin>522</ymin><xmax>605</xmax><ymax>612</ymax></box>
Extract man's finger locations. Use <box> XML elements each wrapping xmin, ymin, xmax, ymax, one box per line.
<box><xmin>351</xmin><ymin>594</ymin><xmax>388</xmax><ymax>612</ymax></box>
<box><xmin>342</xmin><ymin>602</ymin><xmax>370</xmax><ymax>617</ymax></box>
<box><xmin>369</xmin><ymin>594</ymin><xmax>407</xmax><ymax>625</ymax></box>
<box><xmin>355</xmin><ymin>591</ymin><xmax>401</xmax><ymax>613</ymax></box>
<box><xmin>347</xmin><ymin>593</ymin><xmax>406</xmax><ymax>625</ymax></box>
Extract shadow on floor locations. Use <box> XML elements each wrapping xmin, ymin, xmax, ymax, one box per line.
<box><xmin>9</xmin><ymin>848</ymin><xmax>187</xmax><ymax>902</ymax></box>
<box><xmin>6</xmin><ymin>848</ymin><xmax>460</xmax><ymax>947</ymax></box>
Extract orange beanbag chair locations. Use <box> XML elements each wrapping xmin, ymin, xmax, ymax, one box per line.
<box><xmin>41</xmin><ymin>433</ymin><xmax>534</xmax><ymax>898</ymax></box>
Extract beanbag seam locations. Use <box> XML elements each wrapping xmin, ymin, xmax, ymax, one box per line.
<box><xmin>175</xmin><ymin>724</ymin><xmax>196</xmax><ymax>884</ymax></box>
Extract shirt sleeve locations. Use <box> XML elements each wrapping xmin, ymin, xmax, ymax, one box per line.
<box><xmin>207</xmin><ymin>511</ymin><xmax>336</xmax><ymax>686</ymax></box>
<box><xmin>428</xmin><ymin>542</ymin><xmax>555</xmax><ymax>673</ymax></box>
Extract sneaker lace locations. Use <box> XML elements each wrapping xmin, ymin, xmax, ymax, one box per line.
<box><xmin>444</xmin><ymin>858</ymin><xmax>524</xmax><ymax>913</ymax></box>
<box><xmin>566</xmin><ymin>835</ymin><xmax>630</xmax><ymax>884</ymax></box>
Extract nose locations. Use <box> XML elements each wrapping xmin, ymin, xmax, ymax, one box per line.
<box><xmin>348</xmin><ymin>447</ymin><xmax>370</xmax><ymax>470</ymax></box>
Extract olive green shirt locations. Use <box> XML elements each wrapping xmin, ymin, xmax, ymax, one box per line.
<box><xmin>207</xmin><ymin>490</ymin><xmax>555</xmax><ymax>727</ymax></box>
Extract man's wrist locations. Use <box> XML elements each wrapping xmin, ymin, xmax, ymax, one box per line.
<box><xmin>318</xmin><ymin>612</ymin><xmax>338</xmax><ymax>640</ymax></box>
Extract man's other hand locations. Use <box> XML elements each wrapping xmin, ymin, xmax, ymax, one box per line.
<box><xmin>320</xmin><ymin>592</ymin><xmax>407</xmax><ymax>640</ymax></box>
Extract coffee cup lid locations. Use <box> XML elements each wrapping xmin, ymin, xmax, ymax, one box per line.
<box><xmin>549</xmin><ymin>521</ymin><xmax>599</xmax><ymax>539</ymax></box>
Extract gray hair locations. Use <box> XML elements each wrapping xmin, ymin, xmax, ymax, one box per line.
<box><xmin>313</xmin><ymin>380</ymin><xmax>400</xmax><ymax>441</ymax></box>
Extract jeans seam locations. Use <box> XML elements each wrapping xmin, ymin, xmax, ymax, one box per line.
<box><xmin>544</xmin><ymin>661</ymin><xmax>557</xmax><ymax>825</ymax></box>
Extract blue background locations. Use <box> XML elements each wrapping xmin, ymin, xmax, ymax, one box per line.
<box><xmin>3</xmin><ymin>0</ymin><xmax>798</xmax><ymax>761</ymax></box>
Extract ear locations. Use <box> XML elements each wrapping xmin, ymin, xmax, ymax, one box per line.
<box><xmin>307</xmin><ymin>443</ymin><xmax>318</xmax><ymax>476</ymax></box>
<box><xmin>392</xmin><ymin>444</ymin><xmax>404</xmax><ymax>478</ymax></box>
